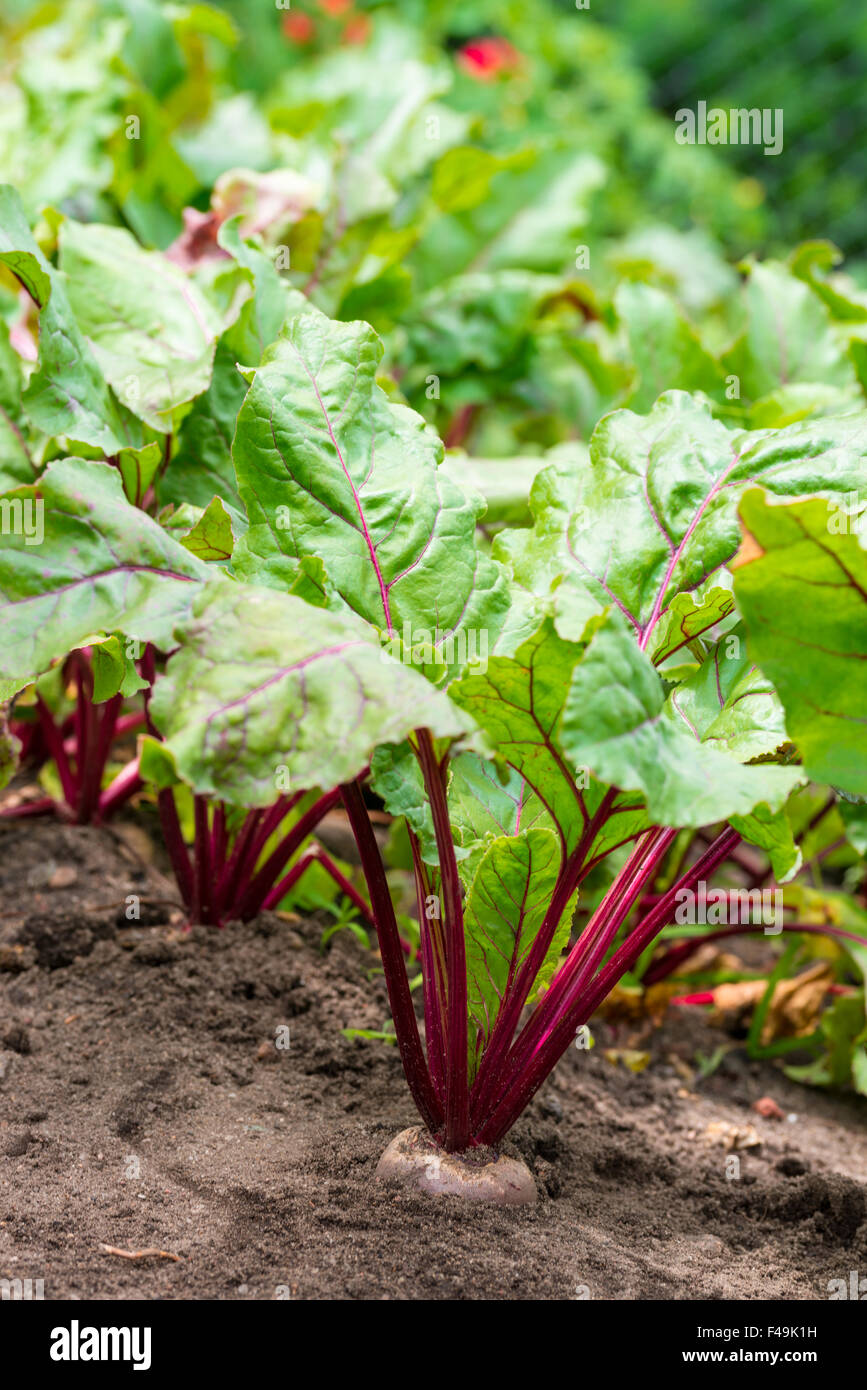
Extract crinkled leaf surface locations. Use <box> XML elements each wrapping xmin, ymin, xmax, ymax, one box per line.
<box><xmin>150</xmin><ymin>580</ymin><xmax>471</xmax><ymax>807</ymax></box>
<box><xmin>735</xmin><ymin>490</ymin><xmax>867</xmax><ymax>797</ymax></box>
<box><xmin>665</xmin><ymin>625</ymin><xmax>790</xmax><ymax>762</ymax></box>
<box><xmin>232</xmin><ymin>305</ymin><xmax>508</xmax><ymax>663</ymax></box>
<box><xmin>560</xmin><ymin>609</ymin><xmax>802</xmax><ymax>828</ymax></box>
<box><xmin>497</xmin><ymin>392</ymin><xmax>867</xmax><ymax>664</ymax></box>
<box><xmin>0</xmin><ymin>458</ymin><xmax>208</xmax><ymax>683</ymax></box>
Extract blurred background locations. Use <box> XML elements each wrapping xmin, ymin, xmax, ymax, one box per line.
<box><xmin>2</xmin><ymin>0</ymin><xmax>864</xmax><ymax>256</ymax></box>
<box><xmin>3</xmin><ymin>0</ymin><xmax>867</xmax><ymax>461</ymax></box>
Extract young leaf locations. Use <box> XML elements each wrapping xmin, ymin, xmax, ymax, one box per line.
<box><xmin>90</xmin><ymin>635</ymin><xmax>149</xmax><ymax>703</ymax></box>
<box><xmin>464</xmin><ymin>828</ymin><xmax>571</xmax><ymax>1066</ymax></box>
<box><xmin>178</xmin><ymin>497</ymin><xmax>235</xmax><ymax>563</ymax></box>
<box><xmin>451</xmin><ymin>620</ymin><xmax>587</xmax><ymax>851</ymax></box>
<box><xmin>559</xmin><ymin>608</ymin><xmax>802</xmax><ymax>828</ymax></box>
<box><xmin>665</xmin><ymin>625</ymin><xmax>790</xmax><ymax>762</ymax></box>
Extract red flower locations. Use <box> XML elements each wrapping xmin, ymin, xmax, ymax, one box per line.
<box><xmin>456</xmin><ymin>37</ymin><xmax>521</xmax><ymax>81</ymax></box>
<box><xmin>282</xmin><ymin>12</ymin><xmax>315</xmax><ymax>43</ymax></box>
<box><xmin>342</xmin><ymin>14</ymin><xmax>371</xmax><ymax>44</ymax></box>
<box><xmin>318</xmin><ymin>0</ymin><xmax>352</xmax><ymax>13</ymax></box>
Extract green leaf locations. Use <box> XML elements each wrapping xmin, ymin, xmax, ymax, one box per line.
<box><xmin>452</xmin><ymin>620</ymin><xmax>586</xmax><ymax>850</ymax></box>
<box><xmin>464</xmin><ymin>828</ymin><xmax>572</xmax><ymax>1065</ymax></box>
<box><xmin>150</xmin><ymin>579</ymin><xmax>471</xmax><ymax>807</ymax></box>
<box><xmin>443</xmin><ymin>454</ymin><xmax>549</xmax><ymax>528</ymax></box>
<box><xmin>232</xmin><ymin>305</ymin><xmax>508</xmax><ymax>666</ymax></box>
<box><xmin>58</xmin><ymin>219</ymin><xmax>231</xmax><ymax>431</ymax></box>
<box><xmin>0</xmin><ymin>457</ymin><xmax>208</xmax><ymax>684</ymax></box>
<box><xmin>369</xmin><ymin>740</ymin><xmax>439</xmax><ymax>865</ymax></box>
<box><xmin>0</xmin><ymin>704</ymin><xmax>20</xmax><ymax>792</ymax></box>
<box><xmin>734</xmin><ymin>490</ymin><xmax>867</xmax><ymax>797</ymax></box>
<box><xmin>724</xmin><ymin>261</ymin><xmax>858</xmax><ymax>402</ymax></box>
<box><xmin>0</xmin><ymin>319</ymin><xmax>34</xmax><ymax>491</ymax></box>
<box><xmin>431</xmin><ymin>147</ymin><xmax>524</xmax><ymax>215</ymax></box>
<box><xmin>730</xmin><ymin>803</ymin><xmax>801</xmax><ymax>883</ymax></box>
<box><xmin>665</xmin><ymin>625</ymin><xmax>790</xmax><ymax>762</ymax></box>
<box><xmin>0</xmin><ymin>186</ymin><xmax>135</xmax><ymax>452</ymax></box>
<box><xmin>116</xmin><ymin>442</ymin><xmax>162</xmax><ymax>508</ymax></box>
<box><xmin>649</xmin><ymin>585</ymin><xmax>735</xmax><ymax>664</ymax></box>
<box><xmin>559</xmin><ymin>609</ymin><xmax>802</xmax><ymax>828</ymax></box>
<box><xmin>138</xmin><ymin>734</ymin><xmax>181</xmax><ymax>790</ymax></box>
<box><xmin>179</xmin><ymin>496</ymin><xmax>235</xmax><ymax>563</ymax></box>
<box><xmin>90</xmin><ymin>635</ymin><xmax>148</xmax><ymax>704</ymax></box>
<box><xmin>158</xmin><ymin>219</ymin><xmax>305</xmax><ymax>523</ymax></box>
<box><xmin>499</xmin><ymin>392</ymin><xmax>867</xmax><ymax>662</ymax></box>
<box><xmin>839</xmin><ymin>802</ymin><xmax>867</xmax><ymax>858</ymax></box>
<box><xmin>449</xmin><ymin>751</ymin><xmax>550</xmax><ymax>846</ymax></box>
<box><xmin>615</xmin><ymin>281</ymin><xmax>726</xmax><ymax>413</ymax></box>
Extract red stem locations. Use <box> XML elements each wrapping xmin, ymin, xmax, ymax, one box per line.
<box><xmin>233</xmin><ymin>788</ymin><xmax>341</xmax><ymax>921</ymax></box>
<box><xmin>79</xmin><ymin>692</ymin><xmax>123</xmax><ymax>823</ymax></box>
<box><xmin>262</xmin><ymin>845</ymin><xmax>374</xmax><ymax>921</ymax></box>
<box><xmin>0</xmin><ymin>796</ymin><xmax>57</xmax><ymax>819</ymax></box>
<box><xmin>470</xmin><ymin>787</ymin><xmax>620</xmax><ymax>1124</ymax></box>
<box><xmin>476</xmin><ymin>826</ymin><xmax>675</xmax><ymax>1132</ymax></box>
<box><xmin>643</xmin><ymin>920</ymin><xmax>867</xmax><ymax>986</ymax></box>
<box><xmin>193</xmin><ymin>797</ymin><xmax>212</xmax><ymax>925</ymax></box>
<box><xmin>158</xmin><ymin>788</ymin><xmax>194</xmax><ymax>911</ymax></box>
<box><xmin>409</xmin><ymin>827</ymin><xmax>447</xmax><ymax>1105</ymax></box>
<box><xmin>211</xmin><ymin>803</ymin><xmax>228</xmax><ymax>881</ymax></box>
<box><xmin>215</xmin><ymin>808</ymin><xmax>263</xmax><ymax>910</ymax></box>
<box><xmin>416</xmin><ymin>730</ymin><xmax>469</xmax><ymax>1151</ymax></box>
<box><xmin>35</xmin><ymin>696</ymin><xmax>78</xmax><ymax>811</ymax></box>
<box><xmin>478</xmin><ymin>827</ymin><xmax>740</xmax><ymax>1146</ymax></box>
<box><xmin>341</xmin><ymin>778</ymin><xmax>443</xmax><ymax>1135</ymax></box>
<box><xmin>97</xmin><ymin>755</ymin><xmax>143</xmax><ymax>820</ymax></box>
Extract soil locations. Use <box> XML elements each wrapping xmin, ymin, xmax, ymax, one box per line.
<box><xmin>1</xmin><ymin>817</ymin><xmax>866</xmax><ymax>1301</ymax></box>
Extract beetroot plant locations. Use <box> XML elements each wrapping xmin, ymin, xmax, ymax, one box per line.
<box><xmin>3</xmin><ymin>283</ymin><xmax>867</xmax><ymax>1177</ymax></box>
<box><xmin>138</xmin><ymin>318</ymin><xmax>867</xmax><ymax>1163</ymax></box>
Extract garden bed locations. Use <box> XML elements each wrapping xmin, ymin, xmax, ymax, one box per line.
<box><xmin>1</xmin><ymin>820</ymin><xmax>865</xmax><ymax>1301</ymax></box>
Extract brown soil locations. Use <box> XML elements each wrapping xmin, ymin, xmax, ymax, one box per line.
<box><xmin>1</xmin><ymin>818</ymin><xmax>866</xmax><ymax>1301</ymax></box>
